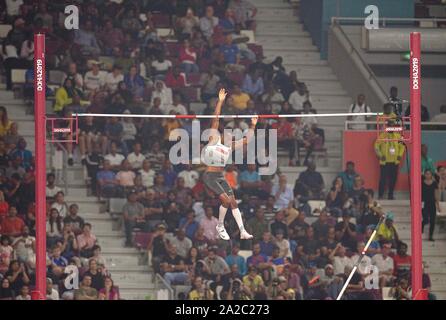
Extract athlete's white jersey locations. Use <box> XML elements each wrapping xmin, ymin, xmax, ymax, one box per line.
<box><xmin>202</xmin><ymin>136</ymin><xmax>231</xmax><ymax>167</ymax></box>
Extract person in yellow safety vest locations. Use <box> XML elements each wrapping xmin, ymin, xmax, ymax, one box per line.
<box><xmin>374</xmin><ymin>128</ymin><xmax>405</xmax><ymax>200</ymax></box>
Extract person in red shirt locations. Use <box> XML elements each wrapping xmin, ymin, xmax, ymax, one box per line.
<box><xmin>393</xmin><ymin>242</ymin><xmax>411</xmax><ymax>279</ymax></box>
<box><xmin>179</xmin><ymin>39</ymin><xmax>199</xmax><ymax>75</ymax></box>
<box><xmin>1</xmin><ymin>206</ymin><xmax>25</xmax><ymax>238</ymax></box>
<box><xmin>165</xmin><ymin>66</ymin><xmax>187</xmax><ymax>89</ymax></box>
<box><xmin>271</xmin><ymin>117</ymin><xmax>296</xmax><ymax>166</ymax></box>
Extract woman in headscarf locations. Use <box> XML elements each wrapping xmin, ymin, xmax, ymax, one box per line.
<box><xmin>151</xmin><ymin>80</ymin><xmax>173</xmax><ymax>111</ymax></box>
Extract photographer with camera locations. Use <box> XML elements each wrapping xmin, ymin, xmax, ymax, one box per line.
<box><xmin>227</xmin><ymin>278</ymin><xmax>252</xmax><ymax>300</ymax></box>
<box><xmin>267</xmin><ymin>276</ymin><xmax>295</xmax><ymax>300</ymax></box>
<box><xmin>188</xmin><ymin>276</ymin><xmax>215</xmax><ymax>300</ymax></box>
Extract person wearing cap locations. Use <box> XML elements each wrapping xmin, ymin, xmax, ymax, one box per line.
<box><xmin>46</xmin><ymin>277</ymin><xmax>60</xmax><ymax>300</ymax></box>
<box><xmin>371</xmin><ymin>242</ymin><xmax>395</xmax><ymax>288</ymax></box>
<box><xmin>316</xmin><ymin>264</ymin><xmax>344</xmax><ymax>300</ymax></box>
<box><xmin>83</xmin><ymin>60</ymin><xmax>106</xmax><ymax>96</ymax></box>
<box><xmin>377</xmin><ymin>212</ymin><xmax>399</xmax><ymax>247</ymax></box>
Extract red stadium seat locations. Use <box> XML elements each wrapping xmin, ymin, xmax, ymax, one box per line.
<box><xmin>165</xmin><ymin>42</ymin><xmax>180</xmax><ymax>57</ymax></box>
<box><xmin>179</xmin><ymin>87</ymin><xmax>200</xmax><ymax>102</ymax></box>
<box><xmin>227</xmin><ymin>72</ymin><xmax>244</xmax><ymax>86</ymax></box>
<box><xmin>152</xmin><ymin>13</ymin><xmax>171</xmax><ymax>28</ymax></box>
<box><xmin>248</xmin><ymin>43</ymin><xmax>264</xmax><ymax>59</ymax></box>
<box><xmin>187</xmin><ymin>73</ymin><xmax>201</xmax><ymax>86</ymax></box>
<box><xmin>133</xmin><ymin>232</ymin><xmax>153</xmax><ymax>250</ymax></box>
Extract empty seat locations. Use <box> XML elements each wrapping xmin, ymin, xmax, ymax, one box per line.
<box><xmin>49</xmin><ymin>70</ymin><xmax>65</xmax><ymax>85</ymax></box>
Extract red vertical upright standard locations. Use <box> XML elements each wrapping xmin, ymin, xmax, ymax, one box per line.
<box><xmin>410</xmin><ymin>32</ymin><xmax>423</xmax><ymax>300</ymax></box>
<box><xmin>32</xmin><ymin>33</ymin><xmax>47</xmax><ymax>300</ymax></box>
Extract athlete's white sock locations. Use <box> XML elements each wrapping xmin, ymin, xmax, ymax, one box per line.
<box><xmin>232</xmin><ymin>208</ymin><xmax>245</xmax><ymax>232</ymax></box>
<box><xmin>218</xmin><ymin>205</ymin><xmax>227</xmax><ymax>226</ymax></box>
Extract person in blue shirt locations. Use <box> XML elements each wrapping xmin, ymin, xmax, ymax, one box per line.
<box><xmin>179</xmin><ymin>210</ymin><xmax>199</xmax><ymax>240</ymax></box>
<box><xmin>242</xmin><ymin>70</ymin><xmax>264</xmax><ymax>98</ymax></box>
<box><xmin>219</xmin><ymin>35</ymin><xmax>245</xmax><ymax>73</ymax></box>
<box><xmin>124</xmin><ymin>65</ymin><xmax>145</xmax><ymax>99</ymax></box>
<box><xmin>10</xmin><ymin>138</ymin><xmax>33</xmax><ymax>170</ymax></box>
<box><xmin>239</xmin><ymin>164</ymin><xmax>269</xmax><ymax>198</ymax></box>
<box><xmin>225</xmin><ymin>243</ymin><xmax>247</xmax><ymax>276</ymax></box>
<box><xmin>259</xmin><ymin>231</ymin><xmax>275</xmax><ymax>257</ymax></box>
<box><xmin>337</xmin><ymin>161</ymin><xmax>359</xmax><ymax>193</ymax></box>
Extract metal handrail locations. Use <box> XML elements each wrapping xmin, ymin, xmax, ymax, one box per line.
<box><xmin>344</xmin><ymin>120</ymin><xmax>446</xmax><ymax>130</ymax></box>
<box><xmin>155</xmin><ymin>273</ymin><xmax>174</xmax><ymax>300</ymax></box>
<box><xmin>330</xmin><ymin>22</ymin><xmax>389</xmax><ymax>106</ymax></box>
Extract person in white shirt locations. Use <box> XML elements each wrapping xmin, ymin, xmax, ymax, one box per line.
<box><xmin>46</xmin><ymin>173</ymin><xmax>62</xmax><ymax>199</ymax></box>
<box><xmin>271</xmin><ymin>175</ymin><xmax>294</xmax><ymax>210</ymax></box>
<box><xmin>162</xmin><ymin>94</ymin><xmax>187</xmax><ymax>115</ymax></box>
<box><xmin>139</xmin><ymin>159</ymin><xmax>156</xmax><ymax>188</ymax></box>
<box><xmin>351</xmin><ymin>242</ymin><xmax>372</xmax><ymax>275</ymax></box>
<box><xmin>371</xmin><ymin>242</ymin><xmax>395</xmax><ymax>287</ymax></box>
<box><xmin>6</xmin><ymin>0</ymin><xmax>24</xmax><ymax>17</ymax></box>
<box><xmin>299</xmin><ymin>101</ymin><xmax>317</xmax><ymax>128</ymax></box>
<box><xmin>127</xmin><ymin>142</ymin><xmax>146</xmax><ymax>170</ymax></box>
<box><xmin>46</xmin><ymin>278</ymin><xmax>60</xmax><ymax>300</ymax></box>
<box><xmin>178</xmin><ymin>164</ymin><xmax>199</xmax><ymax>189</ymax></box>
<box><xmin>199</xmin><ymin>6</ymin><xmax>219</xmax><ymax>39</ymax></box>
<box><xmin>104</xmin><ymin>143</ymin><xmax>125</xmax><ymax>170</ymax></box>
<box><xmin>431</xmin><ymin>105</ymin><xmax>446</xmax><ymax>123</ymax></box>
<box><xmin>20</xmin><ymin>35</ymin><xmax>34</xmax><ymax>62</ymax></box>
<box><xmin>151</xmin><ymin>80</ymin><xmax>173</xmax><ymax>111</ymax></box>
<box><xmin>347</xmin><ymin>94</ymin><xmax>372</xmax><ymax>130</ymax></box>
<box><xmin>151</xmin><ymin>54</ymin><xmax>172</xmax><ymax>80</ymax></box>
<box><xmin>2</xmin><ymin>41</ymin><xmax>20</xmax><ymax>90</ymax></box>
<box><xmin>83</xmin><ymin>61</ymin><xmax>106</xmax><ymax>94</ymax></box>
<box><xmin>329</xmin><ymin>243</ymin><xmax>353</xmax><ymax>275</ymax></box>
<box><xmin>105</xmin><ymin>65</ymin><xmax>124</xmax><ymax>92</ymax></box>
<box><xmin>289</xmin><ymin>84</ymin><xmax>311</xmax><ymax>111</ymax></box>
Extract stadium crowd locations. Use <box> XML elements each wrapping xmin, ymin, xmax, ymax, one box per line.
<box><xmin>0</xmin><ymin>0</ymin><xmax>442</xmax><ymax>300</ymax></box>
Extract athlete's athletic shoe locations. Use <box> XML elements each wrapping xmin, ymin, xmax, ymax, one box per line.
<box><xmin>216</xmin><ymin>224</ymin><xmax>230</xmax><ymax>240</ymax></box>
<box><xmin>240</xmin><ymin>230</ymin><xmax>253</xmax><ymax>240</ymax></box>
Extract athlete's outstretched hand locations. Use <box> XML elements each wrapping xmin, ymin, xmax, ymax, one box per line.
<box><xmin>218</xmin><ymin>88</ymin><xmax>227</xmax><ymax>102</ymax></box>
<box><xmin>252</xmin><ymin>115</ymin><xmax>259</xmax><ymax>126</ymax></box>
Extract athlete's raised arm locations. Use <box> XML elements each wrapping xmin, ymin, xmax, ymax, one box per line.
<box><xmin>210</xmin><ymin>88</ymin><xmax>227</xmax><ymax>130</ymax></box>
<box><xmin>233</xmin><ymin>116</ymin><xmax>258</xmax><ymax>150</ymax></box>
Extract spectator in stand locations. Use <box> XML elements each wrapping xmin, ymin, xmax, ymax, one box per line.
<box><xmin>239</xmin><ymin>164</ymin><xmax>268</xmax><ymax>198</ymax></box>
<box><xmin>105</xmin><ymin>65</ymin><xmax>124</xmax><ymax>93</ymax></box>
<box><xmin>275</xmin><ymin>231</ymin><xmax>290</xmax><ymax>259</ymax></box>
<box><xmin>393</xmin><ymin>242</ymin><xmax>411</xmax><ymax>280</ymax></box>
<box><xmin>220</xmin><ymin>35</ymin><xmax>245</xmax><ymax>73</ymax></box>
<box><xmin>337</xmin><ymin>161</ymin><xmax>359</xmax><ymax>194</ymax></box>
<box><xmin>335</xmin><ymin>210</ymin><xmax>357</xmax><ymax>251</ymax></box>
<box><xmin>431</xmin><ymin>105</ymin><xmax>446</xmax><ymax>123</ymax></box>
<box><xmin>262</xmin><ymin>84</ymin><xmax>285</xmax><ymax>114</ymax></box>
<box><xmin>76</xmin><ymin>223</ymin><xmax>97</xmax><ymax>259</ymax></box>
<box><xmin>160</xmin><ymin>244</ymin><xmax>189</xmax><ymax>286</ymax></box>
<box><xmin>226</xmin><ymin>243</ymin><xmax>247</xmax><ymax>276</ymax></box>
<box><xmin>96</xmin><ymin>160</ymin><xmax>120</xmax><ymax>198</ymax></box>
<box><xmin>74</xmin><ymin>275</ymin><xmax>98</xmax><ymax>300</ymax></box>
<box><xmin>311</xmin><ymin>209</ymin><xmax>331</xmax><ymax>242</ymax></box>
<box><xmin>247</xmin><ymin>207</ymin><xmax>269</xmax><ymax>242</ymax></box>
<box><xmin>104</xmin><ymin>141</ymin><xmax>126</xmax><ymax>170</ymax></box>
<box><xmin>10</xmin><ymin>138</ymin><xmax>32</xmax><ymax>171</ymax></box>
<box><xmin>124</xmin><ymin>65</ymin><xmax>145</xmax><ymax>99</ymax></box>
<box><xmin>329</xmin><ymin>243</ymin><xmax>353</xmax><ymax>276</ymax></box>
<box><xmin>200</xmin><ymin>6</ymin><xmax>219</xmax><ymax>40</ymax></box>
<box><xmin>258</xmin><ymin>231</ymin><xmax>275</xmax><ymax>257</ymax></box>
<box><xmin>164</xmin><ymin>94</ymin><xmax>188</xmax><ymax>115</ymax></box>
<box><xmin>270</xmin><ymin>175</ymin><xmax>294</xmax><ymax>210</ymax></box>
<box><xmin>122</xmin><ymin>191</ymin><xmax>145</xmax><ymax>246</ymax></box>
<box><xmin>325</xmin><ymin>177</ymin><xmax>347</xmax><ymax>217</ymax></box>
<box><xmin>179</xmin><ymin>209</ymin><xmax>200</xmax><ymax>240</ymax></box>
<box><xmin>46</xmin><ymin>278</ymin><xmax>60</xmax><ymax>300</ymax></box>
<box><xmin>116</xmin><ymin>160</ymin><xmax>136</xmax><ymax>193</ymax></box>
<box><xmin>179</xmin><ymin>8</ymin><xmax>200</xmax><ymax>39</ymax></box>
<box><xmin>288</xmin><ymin>84</ymin><xmax>311</xmax><ymax>111</ymax></box>
<box><xmin>199</xmin><ymin>69</ymin><xmax>220</xmax><ymax>102</ymax></box>
<box><xmin>151</xmin><ymin>80</ymin><xmax>173</xmax><ymax>113</ymax></box>
<box><xmin>151</xmin><ymin>53</ymin><xmax>173</xmax><ymax>81</ymax></box>
<box><xmin>0</xmin><ymin>191</ymin><xmax>8</xmax><ymax>222</ymax></box>
<box><xmin>372</xmin><ymin>242</ymin><xmax>395</xmax><ymax>288</ymax></box>
<box><xmin>0</xmin><ymin>107</ymin><xmax>12</xmax><ymax>137</ymax></box>
<box><xmin>165</xmin><ymin>66</ymin><xmax>187</xmax><ymax>89</ymax></box>
<box><xmin>270</xmin><ymin>211</ymin><xmax>288</xmax><ymax>240</ymax></box>
<box><xmin>242</xmin><ymin>266</ymin><xmax>264</xmax><ymax>296</ymax></box>
<box><xmin>51</xmin><ymin>191</ymin><xmax>68</xmax><ymax>218</ymax></box>
<box><xmin>348</xmin><ymin>176</ymin><xmax>365</xmax><ymax>205</ymax></box>
<box><xmin>138</xmin><ymin>160</ymin><xmax>155</xmax><ymax>189</ymax></box>
<box><xmin>46</xmin><ymin>173</ymin><xmax>62</xmax><ymax>200</ymax></box>
<box><xmin>377</xmin><ymin>213</ymin><xmax>399</xmax><ymax>248</ymax></box>
<box><xmin>83</xmin><ymin>60</ymin><xmax>106</xmax><ymax>97</ymax></box>
<box><xmin>61</xmin><ymin>63</ymin><xmax>84</xmax><ymax>89</ymax></box>
<box><xmin>99</xmin><ymin>20</ymin><xmax>125</xmax><ymax>55</ymax></box>
<box><xmin>188</xmin><ymin>276</ymin><xmax>215</xmax><ymax>300</ymax></box>
<box><xmin>1</xmin><ymin>206</ymin><xmax>24</xmax><ymax>238</ymax></box>
<box><xmin>1</xmin><ymin>38</ymin><xmax>21</xmax><ymax>91</ymax></box>
<box><xmin>422</xmin><ymin>169</ymin><xmax>440</xmax><ymax>241</ymax></box>
<box><xmin>98</xmin><ymin>276</ymin><xmax>119</xmax><ymax>300</ymax></box>
<box><xmin>200</xmin><ymin>206</ymin><xmax>219</xmax><ymax>242</ymax></box>
<box><xmin>0</xmin><ymin>235</ymin><xmax>13</xmax><ymax>274</ymax></box>
<box><xmin>229</xmin><ymin>0</ymin><xmax>257</xmax><ymax>30</ymax></box>
<box><xmin>169</xmin><ymin>229</ymin><xmax>193</xmax><ymax>260</ymax></box>
<box><xmin>271</xmin><ymin>118</ymin><xmax>296</xmax><ymax>166</ymax></box>
<box><xmin>15</xmin><ymin>284</ymin><xmax>31</xmax><ymax>300</ymax></box>
<box><xmin>63</xmin><ymin>204</ymin><xmax>85</xmax><ymax>235</ymax></box>
<box><xmin>127</xmin><ymin>142</ymin><xmax>145</xmax><ymax>171</ymax></box>
<box><xmin>347</xmin><ymin>94</ymin><xmax>372</xmax><ymax>130</ymax></box>
<box><xmin>4</xmin><ymin>260</ymin><xmax>30</xmax><ymax>295</ymax></box>
<box><xmin>178</xmin><ymin>164</ymin><xmax>199</xmax><ymax>189</ymax></box>
<box><xmin>388</xmin><ymin>86</ymin><xmax>404</xmax><ymax>117</ymax></box>
<box><xmin>421</xmin><ymin>144</ymin><xmax>436</xmax><ymax>174</ymax></box>
<box><xmin>219</xmin><ymin>8</ymin><xmax>236</xmax><ymax>34</ymax></box>
<box><xmin>83</xmin><ymin>258</ymin><xmax>105</xmax><ymax>291</ymax></box>
<box><xmin>242</xmin><ymin>69</ymin><xmax>264</xmax><ymax>98</ymax></box>
<box><xmin>294</xmin><ymin>163</ymin><xmax>325</xmax><ymax>200</ymax></box>
<box><xmin>205</xmin><ymin>247</ymin><xmax>230</xmax><ymax>282</ymax></box>
<box><xmin>73</xmin><ymin>20</ymin><xmax>101</xmax><ymax>56</ymax></box>
<box><xmin>46</xmin><ymin>208</ymin><xmax>63</xmax><ymax>248</ymax></box>
<box><xmin>5</xmin><ymin>122</ymin><xmax>22</xmax><ymax>151</ymax></box>
<box><xmin>54</xmin><ymin>78</ymin><xmax>85</xmax><ymax>114</ymax></box>
<box><xmin>179</xmin><ymin>39</ymin><xmax>199</xmax><ymax>75</ymax></box>
<box><xmin>374</xmin><ymin>122</ymin><xmax>405</xmax><ymax>200</ymax></box>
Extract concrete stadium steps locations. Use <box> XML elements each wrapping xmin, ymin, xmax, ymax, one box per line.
<box><xmin>256</xmin><ymin>7</ymin><xmax>299</xmax><ymax>22</ymax></box>
<box><xmin>256</xmin><ymin>36</ymin><xmax>315</xmax><ymax>50</ymax></box>
<box><xmin>256</xmin><ymin>22</ymin><xmax>305</xmax><ymax>35</ymax></box>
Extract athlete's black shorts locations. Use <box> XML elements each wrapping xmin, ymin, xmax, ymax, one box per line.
<box><xmin>203</xmin><ymin>171</ymin><xmax>234</xmax><ymax>196</ymax></box>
